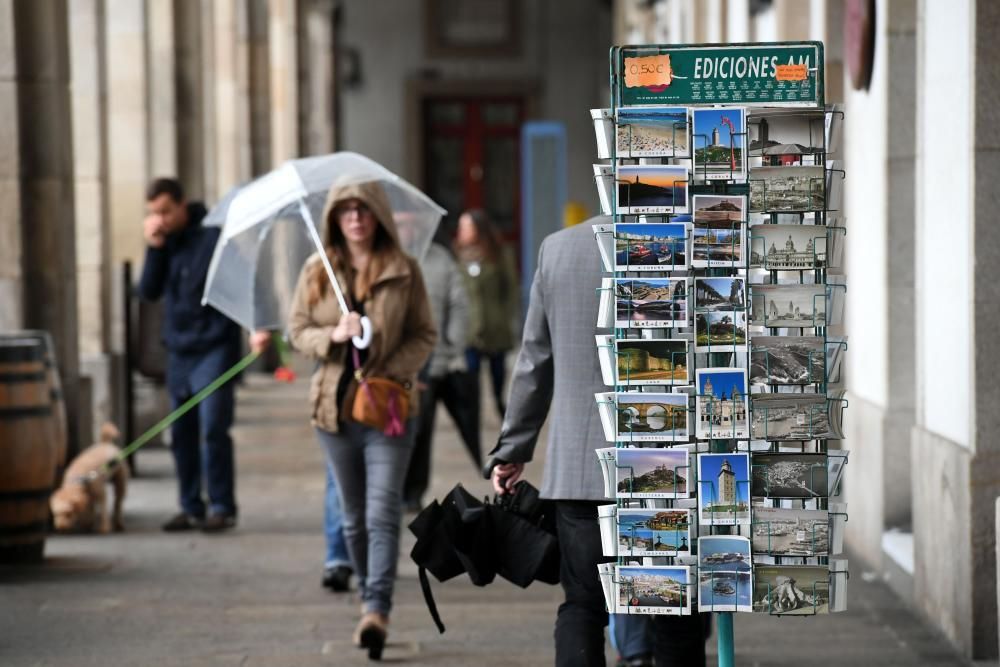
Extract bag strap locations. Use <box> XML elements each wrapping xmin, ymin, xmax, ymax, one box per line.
<box><xmin>418</xmin><ymin>566</ymin><xmax>446</xmax><ymax>634</ymax></box>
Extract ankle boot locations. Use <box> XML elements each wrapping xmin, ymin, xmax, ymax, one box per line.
<box><xmin>353</xmin><ymin>612</ymin><xmax>388</xmax><ymax>661</ymax></box>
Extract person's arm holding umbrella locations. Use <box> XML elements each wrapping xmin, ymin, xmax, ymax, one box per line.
<box><xmin>484</xmin><ymin>240</ymin><xmax>554</xmax><ymax>495</ymax></box>
<box><xmin>287</xmin><ymin>256</ymin><xmax>358</xmax><ymax>358</ymax></box>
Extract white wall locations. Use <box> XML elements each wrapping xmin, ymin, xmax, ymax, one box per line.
<box><xmin>338</xmin><ymin>0</ymin><xmax>610</xmax><ymax>215</ymax></box>
<box><xmin>843</xmin><ymin>0</ymin><xmax>889</xmax><ymax>409</ymax></box>
<box><xmin>915</xmin><ymin>0</ymin><xmax>974</xmax><ymax>447</ymax></box>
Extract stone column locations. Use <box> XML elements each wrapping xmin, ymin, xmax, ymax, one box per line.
<box><xmin>174</xmin><ymin>0</ymin><xmax>207</xmax><ymax>201</ymax></box>
<box><xmin>248</xmin><ymin>0</ymin><xmax>272</xmax><ymax>175</ymax></box>
<box><xmin>0</xmin><ymin>1</ymin><xmax>24</xmax><ymax>331</ymax></box>
<box><xmin>269</xmin><ymin>0</ymin><xmax>299</xmax><ymax>165</ymax></box>
<box><xmin>105</xmin><ymin>0</ymin><xmax>149</xmax><ymax>269</ymax></box>
<box><xmin>70</xmin><ymin>0</ymin><xmax>113</xmax><ymax>441</ymax></box>
<box><xmin>970</xmin><ymin>0</ymin><xmax>1000</xmax><ymax>657</ymax></box>
<box><xmin>13</xmin><ymin>0</ymin><xmax>81</xmax><ymax>455</ymax></box>
<box><xmin>300</xmin><ymin>0</ymin><xmax>336</xmax><ymax>155</ymax></box>
<box><xmin>211</xmin><ymin>0</ymin><xmax>252</xmax><ymax>196</ymax></box>
<box><xmin>147</xmin><ymin>0</ymin><xmax>178</xmax><ymax>177</ymax></box>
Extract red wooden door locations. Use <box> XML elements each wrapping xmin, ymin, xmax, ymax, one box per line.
<box><xmin>422</xmin><ymin>97</ymin><xmax>524</xmax><ymax>248</ymax></box>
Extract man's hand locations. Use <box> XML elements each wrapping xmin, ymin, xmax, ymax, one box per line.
<box><xmin>491</xmin><ymin>462</ymin><xmax>525</xmax><ymax>495</ymax></box>
<box><xmin>143</xmin><ymin>214</ymin><xmax>167</xmax><ymax>248</ymax></box>
<box><xmin>249</xmin><ymin>330</ymin><xmax>271</xmax><ymax>354</ymax></box>
<box><xmin>331</xmin><ymin>311</ymin><xmax>363</xmax><ymax>343</ymax></box>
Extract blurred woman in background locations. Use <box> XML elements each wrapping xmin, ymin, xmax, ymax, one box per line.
<box><xmin>453</xmin><ymin>209</ymin><xmax>518</xmax><ymax>419</ymax></box>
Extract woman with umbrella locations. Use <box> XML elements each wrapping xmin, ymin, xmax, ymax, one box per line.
<box><xmin>288</xmin><ymin>180</ymin><xmax>436</xmax><ymax>660</ymax></box>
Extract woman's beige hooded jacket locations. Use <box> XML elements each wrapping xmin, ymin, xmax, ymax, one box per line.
<box><xmin>287</xmin><ymin>181</ymin><xmax>437</xmax><ymax>433</ymax></box>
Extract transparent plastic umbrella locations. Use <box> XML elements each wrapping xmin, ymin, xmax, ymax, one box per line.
<box><xmin>201</xmin><ymin>152</ymin><xmax>446</xmax><ymax>348</ymax></box>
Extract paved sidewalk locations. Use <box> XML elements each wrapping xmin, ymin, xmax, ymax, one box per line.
<box><xmin>0</xmin><ymin>374</ymin><xmax>973</xmax><ymax>666</ymax></box>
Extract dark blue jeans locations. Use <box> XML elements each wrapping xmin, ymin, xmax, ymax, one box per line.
<box><xmin>465</xmin><ymin>348</ymin><xmax>507</xmax><ymax>416</ymax></box>
<box><xmin>167</xmin><ymin>346</ymin><xmax>237</xmax><ymax>517</ymax></box>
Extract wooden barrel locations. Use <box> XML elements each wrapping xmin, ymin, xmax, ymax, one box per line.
<box><xmin>19</xmin><ymin>331</ymin><xmax>67</xmax><ymax>474</ymax></box>
<box><xmin>0</xmin><ymin>335</ymin><xmax>59</xmax><ymax>562</ymax></box>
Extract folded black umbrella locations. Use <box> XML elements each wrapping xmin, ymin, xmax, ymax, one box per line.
<box><xmin>408</xmin><ymin>481</ymin><xmax>560</xmax><ymax>633</ymax></box>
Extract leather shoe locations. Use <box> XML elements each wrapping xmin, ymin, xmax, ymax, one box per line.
<box><xmin>161</xmin><ymin>512</ymin><xmax>204</xmax><ymax>532</ymax></box>
<box><xmin>322</xmin><ymin>565</ymin><xmax>352</xmax><ymax>592</ymax></box>
<box><xmin>201</xmin><ymin>513</ymin><xmax>237</xmax><ymax>533</ymax></box>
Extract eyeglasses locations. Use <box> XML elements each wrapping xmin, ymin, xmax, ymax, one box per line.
<box><xmin>336</xmin><ymin>202</ymin><xmax>372</xmax><ymax>217</ymax></box>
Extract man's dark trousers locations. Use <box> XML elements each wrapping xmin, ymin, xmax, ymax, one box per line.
<box><xmin>554</xmin><ymin>501</ymin><xmax>706</xmax><ymax>667</ymax></box>
<box><xmin>168</xmin><ymin>344</ymin><xmax>238</xmax><ymax>518</ymax></box>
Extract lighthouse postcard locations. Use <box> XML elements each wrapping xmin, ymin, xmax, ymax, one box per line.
<box><xmin>615</xmin><ymin>165</ymin><xmax>689</xmax><ymax>214</ymax></box>
<box><xmin>692</xmin><ymin>107</ymin><xmax>746</xmax><ymax>183</ymax></box>
<box><xmin>696</xmin><ymin>452</ymin><xmax>751</xmax><ymax>525</ymax></box>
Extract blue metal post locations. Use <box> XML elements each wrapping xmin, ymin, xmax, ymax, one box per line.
<box><xmin>716</xmin><ymin>612</ymin><xmax>735</xmax><ymax>667</ymax></box>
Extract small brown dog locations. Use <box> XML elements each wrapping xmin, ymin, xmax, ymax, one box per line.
<box><xmin>50</xmin><ymin>423</ymin><xmax>129</xmax><ymax>533</ymax></box>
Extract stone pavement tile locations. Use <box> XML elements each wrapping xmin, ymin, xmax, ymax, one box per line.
<box><xmin>0</xmin><ymin>374</ymin><xmax>976</xmax><ymax>666</ymax></box>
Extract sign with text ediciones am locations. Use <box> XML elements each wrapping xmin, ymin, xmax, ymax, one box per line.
<box><xmin>618</xmin><ymin>42</ymin><xmax>824</xmax><ymax>108</ymax></box>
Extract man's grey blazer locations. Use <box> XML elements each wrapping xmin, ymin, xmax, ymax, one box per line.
<box><xmin>486</xmin><ymin>216</ymin><xmax>611</xmax><ymax>501</ymax></box>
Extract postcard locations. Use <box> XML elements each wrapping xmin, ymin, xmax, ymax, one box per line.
<box><xmin>614</xmin><ymin>222</ymin><xmax>689</xmax><ymax>271</ymax></box>
<box><xmin>692</xmin><ymin>107</ymin><xmax>746</xmax><ymax>183</ymax></box>
<box><xmin>697</xmin><ymin>453</ymin><xmax>751</xmax><ymax>525</ymax></box>
<box><xmin>618</xmin><ymin>508</ymin><xmax>691</xmax><ymax>556</ymax></box>
<box><xmin>616</xmin><ymin>392</ymin><xmax>690</xmax><ymax>442</ymax></box>
<box><xmin>750</xmin><ymin>284</ymin><xmax>827</xmax><ymax>328</ymax></box>
<box><xmin>692</xmin><ymin>195</ymin><xmax>746</xmax><ymax>268</ymax></box>
<box><xmin>614</xmin><ymin>565</ymin><xmax>692</xmax><ymax>615</ymax></box>
<box><xmin>749</xmin><ymin>165</ymin><xmax>825</xmax><ymax>212</ymax></box>
<box><xmin>751</xmin><ymin>453</ymin><xmax>828</xmax><ymax>499</ymax></box>
<box><xmin>615</xmin><ymin>278</ymin><xmax>689</xmax><ymax>328</ymax></box>
<box><xmin>748</xmin><ymin>224</ymin><xmax>828</xmax><ymax>270</ymax></box>
<box><xmin>749</xmin><ymin>336</ymin><xmax>826</xmax><ymax>385</ymax></box>
<box><xmin>616</xmin><ymin>338</ymin><xmax>690</xmax><ymax>386</ymax></box>
<box><xmin>616</xmin><ymin>106</ymin><xmax>690</xmax><ymax>158</ymax></box>
<box><xmin>750</xmin><ymin>393</ymin><xmax>832</xmax><ymax>440</ymax></box>
<box><xmin>695</xmin><ymin>368</ymin><xmax>750</xmax><ymax>440</ymax></box>
<box><xmin>699</xmin><ymin>570</ymin><xmax>752</xmax><ymax>613</ymax></box>
<box><xmin>616</xmin><ymin>447</ymin><xmax>690</xmax><ymax>499</ymax></box>
<box><xmin>747</xmin><ymin>109</ymin><xmax>826</xmax><ymax>166</ymax></box>
<box><xmin>616</xmin><ymin>165</ymin><xmax>690</xmax><ymax>214</ymax></box>
<box><xmin>699</xmin><ymin>536</ymin><xmax>752</xmax><ymax>572</ymax></box>
<box><xmin>752</xmin><ymin>506</ymin><xmax>829</xmax><ymax>556</ymax></box>
<box><xmin>752</xmin><ymin>565</ymin><xmax>830</xmax><ymax>615</ymax></box>
<box><xmin>695</xmin><ymin>310</ymin><xmax>748</xmax><ymax>353</ymax></box>
<box><xmin>694</xmin><ymin>277</ymin><xmax>746</xmax><ymax>312</ymax></box>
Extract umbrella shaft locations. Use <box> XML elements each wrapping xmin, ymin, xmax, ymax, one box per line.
<box><xmin>299</xmin><ymin>200</ymin><xmax>350</xmax><ymax>315</ymax></box>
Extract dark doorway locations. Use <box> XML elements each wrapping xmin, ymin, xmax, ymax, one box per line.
<box><xmin>421</xmin><ymin>96</ymin><xmax>525</xmax><ymax>248</ymax></box>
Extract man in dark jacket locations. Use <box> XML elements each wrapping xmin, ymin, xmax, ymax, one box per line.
<box><xmin>138</xmin><ymin>178</ymin><xmax>241</xmax><ymax>533</ymax></box>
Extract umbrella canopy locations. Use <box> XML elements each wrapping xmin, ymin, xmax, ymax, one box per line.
<box><xmin>201</xmin><ymin>152</ymin><xmax>446</xmax><ymax>334</ymax></box>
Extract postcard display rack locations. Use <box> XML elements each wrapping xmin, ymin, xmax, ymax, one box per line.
<box><xmin>591</xmin><ymin>42</ymin><xmax>849</xmax><ymax>664</ymax></box>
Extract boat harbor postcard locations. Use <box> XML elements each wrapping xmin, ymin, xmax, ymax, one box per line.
<box><xmin>614</xmin><ymin>565</ymin><xmax>692</xmax><ymax>616</ymax></box>
<box><xmin>614</xmin><ymin>222</ymin><xmax>690</xmax><ymax>271</ymax></box>
<box><xmin>617</xmin><ymin>508</ymin><xmax>691</xmax><ymax>557</ymax></box>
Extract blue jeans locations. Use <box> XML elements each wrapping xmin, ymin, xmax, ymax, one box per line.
<box><xmin>316</xmin><ymin>421</ymin><xmax>415</xmax><ymax>616</ymax></box>
<box><xmin>609</xmin><ymin>614</ymin><xmax>653</xmax><ymax>661</ymax></box>
<box><xmin>324</xmin><ymin>460</ymin><xmax>350</xmax><ymax>569</ymax></box>
<box><xmin>167</xmin><ymin>346</ymin><xmax>238</xmax><ymax>517</ymax></box>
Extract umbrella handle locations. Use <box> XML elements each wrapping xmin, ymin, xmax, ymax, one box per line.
<box><xmin>352</xmin><ymin>316</ymin><xmax>373</xmax><ymax>349</ymax></box>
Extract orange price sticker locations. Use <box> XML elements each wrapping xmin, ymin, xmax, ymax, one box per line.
<box><xmin>775</xmin><ymin>64</ymin><xmax>808</xmax><ymax>81</ymax></box>
<box><xmin>623</xmin><ymin>54</ymin><xmax>673</xmax><ymax>89</ymax></box>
